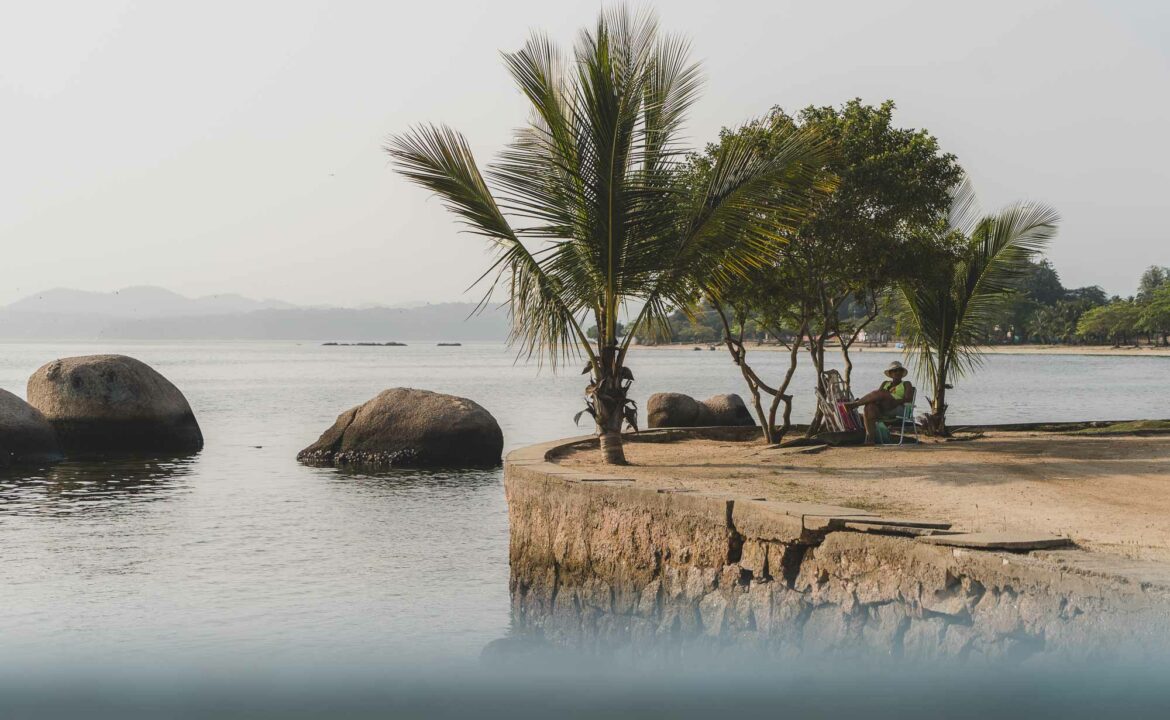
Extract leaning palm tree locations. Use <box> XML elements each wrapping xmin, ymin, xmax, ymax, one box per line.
<box><xmin>897</xmin><ymin>180</ymin><xmax>1059</xmax><ymax>435</ymax></box>
<box><xmin>386</xmin><ymin>8</ymin><xmax>831</xmax><ymax>464</ymax></box>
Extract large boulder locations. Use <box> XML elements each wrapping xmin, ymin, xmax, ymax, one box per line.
<box><xmin>297</xmin><ymin>388</ymin><xmax>503</xmax><ymax>468</ymax></box>
<box><xmin>27</xmin><ymin>355</ymin><xmax>203</xmax><ymax>454</ymax></box>
<box><xmin>647</xmin><ymin>392</ymin><xmax>755</xmax><ymax>428</ymax></box>
<box><xmin>702</xmin><ymin>393</ymin><xmax>756</xmax><ymax>426</ymax></box>
<box><xmin>0</xmin><ymin>389</ymin><xmax>62</xmax><ymax>466</ymax></box>
<box><xmin>647</xmin><ymin>392</ymin><xmax>708</xmax><ymax>428</ymax></box>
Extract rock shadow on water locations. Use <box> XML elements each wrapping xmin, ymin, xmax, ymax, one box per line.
<box><xmin>316</xmin><ymin>464</ymin><xmax>502</xmax><ymax>494</ymax></box>
<box><xmin>0</xmin><ymin>452</ymin><xmax>197</xmax><ymax>517</ymax></box>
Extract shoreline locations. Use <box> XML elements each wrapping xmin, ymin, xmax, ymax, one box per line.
<box><xmin>630</xmin><ymin>342</ymin><xmax>1170</xmax><ymax>358</ymax></box>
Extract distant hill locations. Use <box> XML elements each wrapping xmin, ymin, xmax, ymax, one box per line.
<box><xmin>5</xmin><ymin>286</ymin><xmax>296</xmax><ymax>318</ymax></box>
<box><xmin>0</xmin><ymin>287</ymin><xmax>508</xmax><ymax>341</ymax></box>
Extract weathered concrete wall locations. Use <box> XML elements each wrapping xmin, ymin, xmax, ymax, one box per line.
<box><xmin>506</xmin><ymin>433</ymin><xmax>1170</xmax><ymax>662</ymax></box>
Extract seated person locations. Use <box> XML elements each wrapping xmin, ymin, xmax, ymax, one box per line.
<box><xmin>846</xmin><ymin>361</ymin><xmax>913</xmax><ymax>445</ymax></box>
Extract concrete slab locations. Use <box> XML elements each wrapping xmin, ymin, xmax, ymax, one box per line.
<box><xmin>917</xmin><ymin>532</ymin><xmax>1073</xmax><ymax>551</ymax></box>
<box><xmin>1035</xmin><ymin>550</ymin><xmax>1170</xmax><ymax>592</ymax></box>
<box><xmin>843</xmin><ymin>517</ymin><xmax>953</xmax><ymax>530</ymax></box>
<box><xmin>762</xmin><ymin>501</ymin><xmax>880</xmax><ymax>519</ymax></box>
<box><xmin>843</xmin><ymin>522</ymin><xmax>958</xmax><ymax>538</ymax></box>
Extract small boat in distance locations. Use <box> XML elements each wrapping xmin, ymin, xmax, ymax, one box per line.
<box><xmin>437</xmin><ymin>342</ymin><xmax>462</xmax><ymax>347</ymax></box>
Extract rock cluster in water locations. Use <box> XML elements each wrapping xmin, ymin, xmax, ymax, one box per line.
<box><xmin>647</xmin><ymin>392</ymin><xmax>755</xmax><ymax>428</ymax></box>
<box><xmin>0</xmin><ymin>388</ymin><xmax>63</xmax><ymax>466</ymax></box>
<box><xmin>1</xmin><ymin>354</ymin><xmax>204</xmax><ymax>461</ymax></box>
<box><xmin>297</xmin><ymin>387</ymin><xmax>503</xmax><ymax>469</ymax></box>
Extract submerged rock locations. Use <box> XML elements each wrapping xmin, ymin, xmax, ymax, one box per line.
<box><xmin>0</xmin><ymin>388</ymin><xmax>62</xmax><ymax>466</ymax></box>
<box><xmin>297</xmin><ymin>388</ymin><xmax>503</xmax><ymax>468</ymax></box>
<box><xmin>27</xmin><ymin>354</ymin><xmax>203</xmax><ymax>454</ymax></box>
<box><xmin>647</xmin><ymin>392</ymin><xmax>755</xmax><ymax>428</ymax></box>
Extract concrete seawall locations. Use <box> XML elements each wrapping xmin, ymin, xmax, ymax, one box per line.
<box><xmin>505</xmin><ymin>430</ymin><xmax>1170</xmax><ymax>662</ymax></box>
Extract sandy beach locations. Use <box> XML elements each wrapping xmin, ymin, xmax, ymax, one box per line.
<box><xmin>557</xmin><ymin>432</ymin><xmax>1170</xmax><ymax>563</ymax></box>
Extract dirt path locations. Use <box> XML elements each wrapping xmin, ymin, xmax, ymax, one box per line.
<box><xmin>557</xmin><ymin>433</ymin><xmax>1170</xmax><ymax>562</ymax></box>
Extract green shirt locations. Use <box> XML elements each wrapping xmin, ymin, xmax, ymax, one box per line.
<box><xmin>881</xmin><ymin>380</ymin><xmax>906</xmax><ymax>401</ymax></box>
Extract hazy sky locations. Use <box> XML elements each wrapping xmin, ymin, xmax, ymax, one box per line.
<box><xmin>2</xmin><ymin>0</ymin><xmax>1167</xmax><ymax>307</ymax></box>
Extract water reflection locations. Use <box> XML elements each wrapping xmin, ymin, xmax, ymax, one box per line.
<box><xmin>319</xmin><ymin>465</ymin><xmax>502</xmax><ymax>493</ymax></box>
<box><xmin>0</xmin><ymin>454</ymin><xmax>197</xmax><ymax>517</ymax></box>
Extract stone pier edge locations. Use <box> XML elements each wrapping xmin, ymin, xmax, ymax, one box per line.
<box><xmin>505</xmin><ymin>427</ymin><xmax>1170</xmax><ymax>598</ymax></box>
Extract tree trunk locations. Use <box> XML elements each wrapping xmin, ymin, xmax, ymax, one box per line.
<box><xmin>599</xmin><ymin>429</ymin><xmax>626</xmax><ymax>465</ymax></box>
<box><xmin>589</xmin><ymin>344</ymin><xmax>630</xmax><ymax>465</ymax></box>
<box><xmin>715</xmin><ymin>304</ymin><xmax>776</xmax><ymax>443</ymax></box>
<box><xmin>592</xmin><ymin>380</ymin><xmax>628</xmax><ymax>465</ymax></box>
<box><xmin>922</xmin><ymin>364</ymin><xmax>949</xmax><ymax>436</ymax></box>
<box><xmin>768</xmin><ymin>325</ymin><xmax>804</xmax><ymax>443</ymax></box>
<box><xmin>805</xmin><ymin>333</ymin><xmax>828</xmax><ymax>437</ymax></box>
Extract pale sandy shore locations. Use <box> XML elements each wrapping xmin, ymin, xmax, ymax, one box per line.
<box><xmin>631</xmin><ymin>343</ymin><xmax>1170</xmax><ymax>358</ymax></box>
<box><xmin>557</xmin><ymin>432</ymin><xmax>1170</xmax><ymax>563</ymax></box>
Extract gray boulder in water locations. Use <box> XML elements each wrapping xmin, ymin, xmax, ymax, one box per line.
<box><xmin>27</xmin><ymin>355</ymin><xmax>203</xmax><ymax>454</ymax></box>
<box><xmin>297</xmin><ymin>388</ymin><xmax>503</xmax><ymax>468</ymax></box>
<box><xmin>701</xmin><ymin>393</ymin><xmax>756</xmax><ymax>426</ymax></box>
<box><xmin>0</xmin><ymin>388</ymin><xmax>63</xmax><ymax>466</ymax></box>
<box><xmin>647</xmin><ymin>392</ymin><xmax>708</xmax><ymax>428</ymax></box>
<box><xmin>647</xmin><ymin>392</ymin><xmax>755</xmax><ymax>428</ymax></box>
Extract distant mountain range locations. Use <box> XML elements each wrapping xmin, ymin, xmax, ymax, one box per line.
<box><xmin>0</xmin><ymin>286</ymin><xmax>509</xmax><ymax>341</ymax></box>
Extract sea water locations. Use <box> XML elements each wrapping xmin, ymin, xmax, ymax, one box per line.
<box><xmin>1</xmin><ymin>340</ymin><xmax>1167</xmax><ymax>671</ymax></box>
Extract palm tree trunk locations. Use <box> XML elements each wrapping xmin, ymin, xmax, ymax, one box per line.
<box><xmin>592</xmin><ymin>343</ymin><xmax>629</xmax><ymax>465</ymax></box>
<box><xmin>924</xmin><ymin>359</ymin><xmax>949</xmax><ymax>436</ymax></box>
<box><xmin>599</xmin><ymin>428</ymin><xmax>627</xmax><ymax>464</ymax></box>
<box><xmin>592</xmin><ymin>380</ymin><xmax>629</xmax><ymax>465</ymax></box>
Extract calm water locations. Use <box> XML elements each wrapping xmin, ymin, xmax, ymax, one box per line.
<box><xmin>1</xmin><ymin>340</ymin><xmax>1168</xmax><ymax>669</ymax></box>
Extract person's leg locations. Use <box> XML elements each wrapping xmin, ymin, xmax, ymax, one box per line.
<box><xmin>862</xmin><ymin>403</ymin><xmax>879</xmax><ymax>445</ymax></box>
<box><xmin>847</xmin><ymin>389</ymin><xmax>892</xmax><ymax>409</ymax></box>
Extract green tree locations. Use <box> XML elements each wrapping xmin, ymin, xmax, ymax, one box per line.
<box><xmin>387</xmin><ymin>8</ymin><xmax>830</xmax><ymax>463</ymax></box>
<box><xmin>689</xmin><ymin>101</ymin><xmax>962</xmax><ymax>439</ymax></box>
<box><xmin>1020</xmin><ymin>259</ymin><xmax>1065</xmax><ymax>305</ymax></box>
<box><xmin>1139</xmin><ymin>286</ymin><xmax>1170</xmax><ymax>345</ymax></box>
<box><xmin>898</xmin><ymin>181</ymin><xmax>1059</xmax><ymax>435</ymax></box>
<box><xmin>1077</xmin><ymin>300</ymin><xmax>1141</xmax><ymax>346</ymax></box>
<box><xmin>1137</xmin><ymin>266</ymin><xmax>1170</xmax><ymax>303</ymax></box>
<box><xmin>1066</xmin><ymin>285</ymin><xmax>1107</xmax><ymax>307</ymax></box>
<box><xmin>783</xmin><ymin>100</ymin><xmax>963</xmax><ymax>403</ymax></box>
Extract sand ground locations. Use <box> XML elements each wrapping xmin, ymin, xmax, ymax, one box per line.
<box><xmin>557</xmin><ymin>432</ymin><xmax>1170</xmax><ymax>563</ymax></box>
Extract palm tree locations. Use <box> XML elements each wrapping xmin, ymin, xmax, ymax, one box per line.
<box><xmin>897</xmin><ymin>180</ymin><xmax>1059</xmax><ymax>435</ymax></box>
<box><xmin>386</xmin><ymin>8</ymin><xmax>831</xmax><ymax>464</ymax></box>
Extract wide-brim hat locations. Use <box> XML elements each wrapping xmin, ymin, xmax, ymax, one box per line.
<box><xmin>884</xmin><ymin>361</ymin><xmax>908</xmax><ymax>378</ymax></box>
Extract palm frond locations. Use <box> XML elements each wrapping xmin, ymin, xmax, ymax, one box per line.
<box><xmin>385</xmin><ymin>124</ymin><xmax>594</xmax><ymax>366</ymax></box>
<box><xmin>898</xmin><ymin>180</ymin><xmax>1059</xmax><ymax>403</ymax></box>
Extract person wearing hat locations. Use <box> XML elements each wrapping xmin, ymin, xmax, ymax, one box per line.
<box><xmin>846</xmin><ymin>361</ymin><xmax>913</xmax><ymax>445</ymax></box>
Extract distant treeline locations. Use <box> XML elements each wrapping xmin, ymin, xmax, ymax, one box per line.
<box><xmin>636</xmin><ymin>261</ymin><xmax>1170</xmax><ymax>348</ymax></box>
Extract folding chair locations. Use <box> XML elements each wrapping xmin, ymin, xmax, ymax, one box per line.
<box><xmin>877</xmin><ymin>385</ymin><xmax>919</xmax><ymax>446</ymax></box>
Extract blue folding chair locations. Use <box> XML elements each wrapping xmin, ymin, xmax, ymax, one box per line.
<box><xmin>876</xmin><ymin>385</ymin><xmax>919</xmax><ymax>446</ymax></box>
